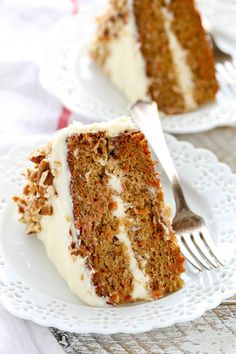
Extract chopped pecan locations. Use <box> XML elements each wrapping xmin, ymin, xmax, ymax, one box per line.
<box><xmin>26</xmin><ymin>222</ymin><xmax>41</xmax><ymax>235</ymax></box>
<box><xmin>23</xmin><ymin>184</ymin><xmax>30</xmax><ymax>195</ymax></box>
<box><xmin>28</xmin><ymin>183</ymin><xmax>37</xmax><ymax>194</ymax></box>
<box><xmin>39</xmin><ymin>204</ymin><xmax>53</xmax><ymax>216</ymax></box>
<box><xmin>29</xmin><ymin>143</ymin><xmax>51</xmax><ymax>164</ymax></box>
<box><xmin>39</xmin><ymin>170</ymin><xmax>53</xmax><ymax>186</ymax></box>
<box><xmin>13</xmin><ymin>196</ymin><xmax>27</xmax><ymax>206</ymax></box>
<box><xmin>29</xmin><ymin>151</ymin><xmax>46</xmax><ymax>164</ymax></box>
<box><xmin>29</xmin><ymin>170</ymin><xmax>37</xmax><ymax>182</ymax></box>
<box><xmin>18</xmin><ymin>206</ymin><xmax>25</xmax><ymax>213</ymax></box>
<box><xmin>36</xmin><ymin>160</ymin><xmax>49</xmax><ymax>182</ymax></box>
<box><xmin>45</xmin><ymin>185</ymin><xmax>57</xmax><ymax>199</ymax></box>
<box><xmin>14</xmin><ymin>142</ymin><xmax>56</xmax><ymax>233</ymax></box>
<box><xmin>44</xmin><ymin>171</ymin><xmax>53</xmax><ymax>185</ymax></box>
<box><xmin>36</xmin><ymin>186</ymin><xmax>46</xmax><ymax>197</ymax></box>
<box><xmin>51</xmin><ymin>168</ymin><xmax>58</xmax><ymax>177</ymax></box>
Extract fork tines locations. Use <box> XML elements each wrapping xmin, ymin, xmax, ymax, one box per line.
<box><xmin>177</xmin><ymin>226</ymin><xmax>224</xmax><ymax>271</ymax></box>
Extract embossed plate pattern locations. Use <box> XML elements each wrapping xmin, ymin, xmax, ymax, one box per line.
<box><xmin>0</xmin><ymin>135</ymin><xmax>236</xmax><ymax>333</ymax></box>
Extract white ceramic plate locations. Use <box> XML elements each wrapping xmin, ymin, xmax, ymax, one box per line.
<box><xmin>39</xmin><ymin>8</ymin><xmax>236</xmax><ymax>134</ymax></box>
<box><xmin>0</xmin><ymin>135</ymin><xmax>236</xmax><ymax>334</ymax></box>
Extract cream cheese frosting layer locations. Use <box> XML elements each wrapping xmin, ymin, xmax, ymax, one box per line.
<box><xmin>38</xmin><ymin>117</ymin><xmax>135</xmax><ymax>307</ymax></box>
<box><xmin>103</xmin><ymin>2</ymin><xmax>150</xmax><ymax>103</ymax></box>
<box><xmin>39</xmin><ymin>129</ymin><xmax>107</xmax><ymax>306</ymax></box>
<box><xmin>161</xmin><ymin>7</ymin><xmax>197</xmax><ymax>111</ymax></box>
<box><xmin>61</xmin><ymin>116</ymin><xmax>135</xmax><ymax>137</ymax></box>
<box><xmin>108</xmin><ymin>172</ymin><xmax>151</xmax><ymax>300</ymax></box>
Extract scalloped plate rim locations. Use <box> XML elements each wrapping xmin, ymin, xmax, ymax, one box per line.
<box><xmin>0</xmin><ymin>134</ymin><xmax>236</xmax><ymax>333</ymax></box>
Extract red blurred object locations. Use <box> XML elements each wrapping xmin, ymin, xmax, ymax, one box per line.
<box><xmin>57</xmin><ymin>106</ymin><xmax>71</xmax><ymax>129</ymax></box>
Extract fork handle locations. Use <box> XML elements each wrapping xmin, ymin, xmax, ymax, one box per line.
<box><xmin>129</xmin><ymin>101</ymin><xmax>189</xmax><ymax>213</ymax></box>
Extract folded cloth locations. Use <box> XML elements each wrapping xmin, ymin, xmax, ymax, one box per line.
<box><xmin>0</xmin><ymin>0</ymin><xmax>80</xmax><ymax>353</ymax></box>
<box><xmin>0</xmin><ymin>307</ymin><xmax>65</xmax><ymax>354</ymax></box>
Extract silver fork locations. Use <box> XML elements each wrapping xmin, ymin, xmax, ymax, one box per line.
<box><xmin>204</xmin><ymin>18</ymin><xmax>236</xmax><ymax>86</ymax></box>
<box><xmin>130</xmin><ymin>101</ymin><xmax>225</xmax><ymax>271</ymax></box>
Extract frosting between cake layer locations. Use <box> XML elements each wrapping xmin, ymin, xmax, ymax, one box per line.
<box><xmin>38</xmin><ymin>117</ymin><xmax>136</xmax><ymax>307</ymax></box>
<box><xmin>103</xmin><ymin>2</ymin><xmax>150</xmax><ymax>104</ymax></box>
<box><xmin>161</xmin><ymin>7</ymin><xmax>197</xmax><ymax>111</ymax></box>
<box><xmin>117</xmin><ymin>225</ymin><xmax>151</xmax><ymax>300</ymax></box>
<box><xmin>108</xmin><ymin>172</ymin><xmax>151</xmax><ymax>300</ymax></box>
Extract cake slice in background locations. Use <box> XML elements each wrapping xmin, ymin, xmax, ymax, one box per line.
<box><xmin>90</xmin><ymin>0</ymin><xmax>218</xmax><ymax>115</ymax></box>
<box><xmin>14</xmin><ymin>117</ymin><xmax>184</xmax><ymax>306</ymax></box>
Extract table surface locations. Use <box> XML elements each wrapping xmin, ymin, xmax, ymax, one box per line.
<box><xmin>50</xmin><ymin>127</ymin><xmax>236</xmax><ymax>354</ymax></box>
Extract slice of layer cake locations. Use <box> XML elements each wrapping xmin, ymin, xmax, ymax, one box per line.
<box><xmin>90</xmin><ymin>0</ymin><xmax>218</xmax><ymax>114</ymax></box>
<box><xmin>14</xmin><ymin>117</ymin><xmax>184</xmax><ymax>306</ymax></box>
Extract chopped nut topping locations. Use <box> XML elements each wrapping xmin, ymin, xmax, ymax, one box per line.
<box><xmin>39</xmin><ymin>205</ymin><xmax>53</xmax><ymax>216</ymax></box>
<box><xmin>54</xmin><ymin>160</ymin><xmax>61</xmax><ymax>166</ymax></box>
<box><xmin>90</xmin><ymin>0</ymin><xmax>128</xmax><ymax>65</ymax></box>
<box><xmin>66</xmin><ymin>215</ymin><xmax>71</xmax><ymax>222</ymax></box>
<box><xmin>29</xmin><ymin>152</ymin><xmax>45</xmax><ymax>164</ymax></box>
<box><xmin>29</xmin><ymin>170</ymin><xmax>37</xmax><ymax>182</ymax></box>
<box><xmin>51</xmin><ymin>168</ymin><xmax>58</xmax><ymax>177</ymax></box>
<box><xmin>13</xmin><ymin>143</ymin><xmax>57</xmax><ymax>235</ymax></box>
<box><xmin>26</xmin><ymin>222</ymin><xmax>41</xmax><ymax>235</ymax></box>
<box><xmin>39</xmin><ymin>170</ymin><xmax>53</xmax><ymax>186</ymax></box>
<box><xmin>46</xmin><ymin>185</ymin><xmax>57</xmax><ymax>199</ymax></box>
<box><xmin>36</xmin><ymin>160</ymin><xmax>49</xmax><ymax>182</ymax></box>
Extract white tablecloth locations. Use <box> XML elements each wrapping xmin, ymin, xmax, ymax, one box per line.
<box><xmin>0</xmin><ymin>0</ymin><xmax>80</xmax><ymax>353</ymax></box>
<box><xmin>0</xmin><ymin>307</ymin><xmax>64</xmax><ymax>354</ymax></box>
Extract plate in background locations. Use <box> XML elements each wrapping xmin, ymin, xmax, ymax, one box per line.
<box><xmin>39</xmin><ymin>8</ymin><xmax>236</xmax><ymax>133</ymax></box>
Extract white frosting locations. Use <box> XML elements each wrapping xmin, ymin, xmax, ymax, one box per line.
<box><xmin>108</xmin><ymin>173</ymin><xmax>151</xmax><ymax>300</ymax></box>
<box><xmin>161</xmin><ymin>8</ymin><xmax>197</xmax><ymax>111</ymax></box>
<box><xmin>107</xmin><ymin>173</ymin><xmax>123</xmax><ymax>194</ymax></box>
<box><xmin>58</xmin><ymin>116</ymin><xmax>135</xmax><ymax>138</ymax></box>
<box><xmin>112</xmin><ymin>195</ymin><xmax>126</xmax><ymax>219</ymax></box>
<box><xmin>117</xmin><ymin>226</ymin><xmax>151</xmax><ymax>300</ymax></box>
<box><xmin>38</xmin><ymin>117</ymin><xmax>135</xmax><ymax>307</ymax></box>
<box><xmin>102</xmin><ymin>2</ymin><xmax>196</xmax><ymax>111</ymax></box>
<box><xmin>38</xmin><ymin>131</ymin><xmax>107</xmax><ymax>306</ymax></box>
<box><xmin>104</xmin><ymin>3</ymin><xmax>150</xmax><ymax>103</ymax></box>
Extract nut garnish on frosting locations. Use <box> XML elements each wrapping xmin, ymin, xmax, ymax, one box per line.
<box><xmin>13</xmin><ymin>143</ymin><xmax>57</xmax><ymax>234</ymax></box>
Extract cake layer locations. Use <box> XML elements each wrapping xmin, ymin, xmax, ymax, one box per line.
<box><xmin>14</xmin><ymin>117</ymin><xmax>184</xmax><ymax>306</ymax></box>
<box><xmin>107</xmin><ymin>131</ymin><xmax>184</xmax><ymax>296</ymax></box>
<box><xmin>91</xmin><ymin>0</ymin><xmax>218</xmax><ymax>114</ymax></box>
<box><xmin>167</xmin><ymin>0</ymin><xmax>218</xmax><ymax>106</ymax></box>
<box><xmin>134</xmin><ymin>0</ymin><xmax>187</xmax><ymax>113</ymax></box>
<box><xmin>39</xmin><ymin>118</ymin><xmax>137</xmax><ymax>306</ymax></box>
<box><xmin>66</xmin><ymin>129</ymin><xmax>184</xmax><ymax>304</ymax></box>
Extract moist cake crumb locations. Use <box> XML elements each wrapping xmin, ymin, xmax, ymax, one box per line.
<box><xmin>91</xmin><ymin>0</ymin><xmax>218</xmax><ymax>114</ymax></box>
<box><xmin>13</xmin><ymin>117</ymin><xmax>184</xmax><ymax>306</ymax></box>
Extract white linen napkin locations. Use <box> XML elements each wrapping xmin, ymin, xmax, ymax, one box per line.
<box><xmin>0</xmin><ymin>307</ymin><xmax>64</xmax><ymax>354</ymax></box>
<box><xmin>0</xmin><ymin>0</ymin><xmax>79</xmax><ymax>353</ymax></box>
